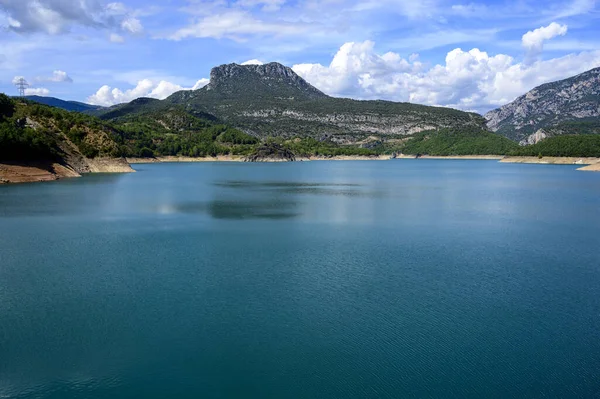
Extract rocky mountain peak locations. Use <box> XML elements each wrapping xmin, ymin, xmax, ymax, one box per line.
<box><xmin>205</xmin><ymin>62</ymin><xmax>328</xmax><ymax>99</ymax></box>
<box><xmin>485</xmin><ymin>67</ymin><xmax>600</xmax><ymax>141</ymax></box>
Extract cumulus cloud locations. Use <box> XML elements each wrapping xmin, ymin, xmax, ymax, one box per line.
<box><xmin>292</xmin><ymin>41</ymin><xmax>600</xmax><ymax>112</ymax></box>
<box><xmin>11</xmin><ymin>75</ymin><xmax>26</xmax><ymax>85</ymax></box>
<box><xmin>241</xmin><ymin>59</ymin><xmax>264</xmax><ymax>65</ymax></box>
<box><xmin>35</xmin><ymin>70</ymin><xmax>73</xmax><ymax>83</ymax></box>
<box><xmin>293</xmin><ymin>41</ymin><xmax>420</xmax><ymax>96</ymax></box>
<box><xmin>121</xmin><ymin>16</ymin><xmax>143</xmax><ymax>34</ymax></box>
<box><xmin>87</xmin><ymin>78</ymin><xmax>210</xmax><ymax>106</ymax></box>
<box><xmin>0</xmin><ymin>0</ymin><xmax>144</xmax><ymax>35</ymax></box>
<box><xmin>192</xmin><ymin>79</ymin><xmax>210</xmax><ymax>89</ymax></box>
<box><xmin>522</xmin><ymin>22</ymin><xmax>568</xmax><ymax>60</ymax></box>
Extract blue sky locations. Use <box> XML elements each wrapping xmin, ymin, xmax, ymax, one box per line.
<box><xmin>0</xmin><ymin>0</ymin><xmax>599</xmax><ymax>113</ymax></box>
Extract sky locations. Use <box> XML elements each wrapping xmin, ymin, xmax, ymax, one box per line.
<box><xmin>0</xmin><ymin>0</ymin><xmax>599</xmax><ymax>114</ymax></box>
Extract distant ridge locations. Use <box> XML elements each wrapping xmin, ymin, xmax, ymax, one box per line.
<box><xmin>22</xmin><ymin>95</ymin><xmax>103</xmax><ymax>113</ymax></box>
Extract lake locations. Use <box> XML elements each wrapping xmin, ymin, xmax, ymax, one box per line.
<box><xmin>1</xmin><ymin>160</ymin><xmax>599</xmax><ymax>398</ymax></box>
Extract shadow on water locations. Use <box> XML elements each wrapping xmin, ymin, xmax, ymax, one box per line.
<box><xmin>153</xmin><ymin>180</ymin><xmax>377</xmax><ymax>220</ymax></box>
<box><xmin>215</xmin><ymin>181</ymin><xmax>363</xmax><ymax>188</ymax></box>
<box><xmin>214</xmin><ymin>180</ymin><xmax>386</xmax><ymax>198</ymax></box>
<box><xmin>159</xmin><ymin>199</ymin><xmax>300</xmax><ymax>220</ymax></box>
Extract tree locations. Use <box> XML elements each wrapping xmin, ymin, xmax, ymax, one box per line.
<box><xmin>0</xmin><ymin>94</ymin><xmax>15</xmax><ymax>120</ymax></box>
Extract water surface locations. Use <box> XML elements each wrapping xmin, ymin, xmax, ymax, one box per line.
<box><xmin>1</xmin><ymin>160</ymin><xmax>599</xmax><ymax>398</ymax></box>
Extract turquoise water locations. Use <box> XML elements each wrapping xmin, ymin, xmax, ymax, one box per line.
<box><xmin>1</xmin><ymin>160</ymin><xmax>599</xmax><ymax>398</ymax></box>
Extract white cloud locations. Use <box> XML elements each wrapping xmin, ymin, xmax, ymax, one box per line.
<box><xmin>292</xmin><ymin>40</ymin><xmax>600</xmax><ymax>112</ymax></box>
<box><xmin>241</xmin><ymin>59</ymin><xmax>264</xmax><ymax>65</ymax></box>
<box><xmin>11</xmin><ymin>75</ymin><xmax>26</xmax><ymax>85</ymax></box>
<box><xmin>35</xmin><ymin>70</ymin><xmax>73</xmax><ymax>83</ymax></box>
<box><xmin>121</xmin><ymin>17</ymin><xmax>143</xmax><ymax>34</ymax></box>
<box><xmin>110</xmin><ymin>33</ymin><xmax>125</xmax><ymax>43</ymax></box>
<box><xmin>87</xmin><ymin>78</ymin><xmax>209</xmax><ymax>106</ymax></box>
<box><xmin>522</xmin><ymin>22</ymin><xmax>568</xmax><ymax>60</ymax></box>
<box><xmin>0</xmin><ymin>0</ymin><xmax>144</xmax><ymax>35</ymax></box>
<box><xmin>168</xmin><ymin>10</ymin><xmax>306</xmax><ymax>41</ymax></box>
<box><xmin>293</xmin><ymin>41</ymin><xmax>419</xmax><ymax>96</ymax></box>
<box><xmin>192</xmin><ymin>78</ymin><xmax>210</xmax><ymax>90</ymax></box>
<box><xmin>25</xmin><ymin>87</ymin><xmax>50</xmax><ymax>96</ymax></box>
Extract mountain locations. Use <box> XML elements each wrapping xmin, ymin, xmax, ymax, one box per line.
<box><xmin>22</xmin><ymin>95</ymin><xmax>104</xmax><ymax>113</ymax></box>
<box><xmin>100</xmin><ymin>62</ymin><xmax>485</xmax><ymax>141</ymax></box>
<box><xmin>485</xmin><ymin>67</ymin><xmax>600</xmax><ymax>142</ymax></box>
<box><xmin>204</xmin><ymin>62</ymin><xmax>327</xmax><ymax>100</ymax></box>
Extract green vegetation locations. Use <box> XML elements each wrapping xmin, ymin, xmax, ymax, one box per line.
<box><xmin>545</xmin><ymin>120</ymin><xmax>600</xmax><ymax>136</ymax></box>
<box><xmin>26</xmin><ymin>99</ymin><xmax>123</xmax><ymax>158</ymax></box>
<box><xmin>0</xmin><ymin>94</ymin><xmax>58</xmax><ymax>161</ymax></box>
<box><xmin>283</xmin><ymin>137</ymin><xmax>379</xmax><ymax>157</ymax></box>
<box><xmin>106</xmin><ymin>108</ymin><xmax>260</xmax><ymax>157</ymax></box>
<box><xmin>399</xmin><ymin>127</ymin><xmax>519</xmax><ymax>156</ymax></box>
<box><xmin>165</xmin><ymin>92</ymin><xmax>487</xmax><ymax>139</ymax></box>
<box><xmin>6</xmin><ymin>71</ymin><xmax>600</xmax><ymax>165</ymax></box>
<box><xmin>510</xmin><ymin>135</ymin><xmax>600</xmax><ymax>157</ymax></box>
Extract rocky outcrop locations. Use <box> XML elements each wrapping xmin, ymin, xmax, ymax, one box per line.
<box><xmin>206</xmin><ymin>62</ymin><xmax>327</xmax><ymax>100</ymax></box>
<box><xmin>519</xmin><ymin>129</ymin><xmax>548</xmax><ymax>146</ymax></box>
<box><xmin>244</xmin><ymin>143</ymin><xmax>296</xmax><ymax>162</ymax></box>
<box><xmin>0</xmin><ymin>162</ymin><xmax>79</xmax><ymax>184</ymax></box>
<box><xmin>485</xmin><ymin>67</ymin><xmax>600</xmax><ymax>141</ymax></box>
<box><xmin>0</xmin><ymin>157</ymin><xmax>134</xmax><ymax>184</ymax></box>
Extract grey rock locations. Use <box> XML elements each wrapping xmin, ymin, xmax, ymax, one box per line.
<box><xmin>485</xmin><ymin>67</ymin><xmax>600</xmax><ymax>141</ymax></box>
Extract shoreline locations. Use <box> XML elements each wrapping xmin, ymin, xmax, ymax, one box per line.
<box><xmin>128</xmin><ymin>154</ymin><xmax>600</xmax><ymax>172</ymax></box>
<box><xmin>4</xmin><ymin>155</ymin><xmax>600</xmax><ymax>185</ymax></box>
<box><xmin>500</xmin><ymin>156</ymin><xmax>600</xmax><ymax>171</ymax></box>
<box><xmin>1</xmin><ymin>157</ymin><xmax>135</xmax><ymax>185</ymax></box>
<box><xmin>127</xmin><ymin>155</ymin><xmax>393</xmax><ymax>163</ymax></box>
<box><xmin>129</xmin><ymin>154</ymin><xmax>579</xmax><ymax>163</ymax></box>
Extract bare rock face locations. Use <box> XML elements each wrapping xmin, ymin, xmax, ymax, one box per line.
<box><xmin>519</xmin><ymin>129</ymin><xmax>549</xmax><ymax>146</ymax></box>
<box><xmin>206</xmin><ymin>62</ymin><xmax>327</xmax><ymax>100</ymax></box>
<box><xmin>485</xmin><ymin>67</ymin><xmax>600</xmax><ymax>141</ymax></box>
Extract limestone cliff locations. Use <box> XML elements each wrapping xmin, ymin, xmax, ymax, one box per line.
<box><xmin>485</xmin><ymin>67</ymin><xmax>600</xmax><ymax>142</ymax></box>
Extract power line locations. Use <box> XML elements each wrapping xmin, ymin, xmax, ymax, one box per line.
<box><xmin>15</xmin><ymin>78</ymin><xmax>29</xmax><ymax>97</ymax></box>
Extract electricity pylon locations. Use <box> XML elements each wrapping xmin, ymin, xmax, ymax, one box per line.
<box><xmin>15</xmin><ymin>78</ymin><xmax>29</xmax><ymax>97</ymax></box>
